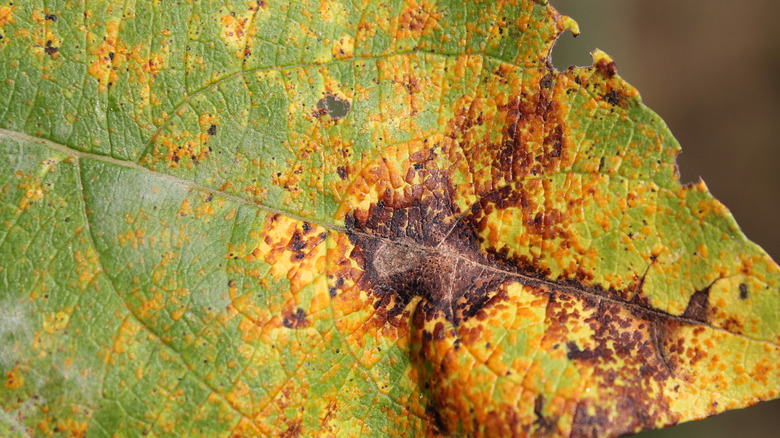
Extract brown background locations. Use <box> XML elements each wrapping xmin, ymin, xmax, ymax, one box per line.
<box><xmin>549</xmin><ymin>1</ymin><xmax>780</xmax><ymax>437</ymax></box>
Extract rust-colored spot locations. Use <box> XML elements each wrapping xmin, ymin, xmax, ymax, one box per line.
<box><xmin>282</xmin><ymin>307</ymin><xmax>308</xmax><ymax>329</ymax></box>
<box><xmin>4</xmin><ymin>365</ymin><xmax>24</xmax><ymax>390</ymax></box>
<box><xmin>595</xmin><ymin>58</ymin><xmax>618</xmax><ymax>78</ymax></box>
<box><xmin>604</xmin><ymin>89</ymin><xmax>627</xmax><ymax>107</ymax></box>
<box><xmin>44</xmin><ymin>40</ymin><xmax>59</xmax><ymax>56</ymax></box>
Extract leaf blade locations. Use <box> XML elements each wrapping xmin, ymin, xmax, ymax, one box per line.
<box><xmin>1</xmin><ymin>1</ymin><xmax>778</xmax><ymax>437</ymax></box>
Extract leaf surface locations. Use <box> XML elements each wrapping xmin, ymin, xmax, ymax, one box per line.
<box><xmin>0</xmin><ymin>0</ymin><xmax>778</xmax><ymax>437</ymax></box>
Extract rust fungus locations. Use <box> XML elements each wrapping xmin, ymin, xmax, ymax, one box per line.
<box><xmin>595</xmin><ymin>57</ymin><xmax>618</xmax><ymax>78</ymax></box>
<box><xmin>44</xmin><ymin>40</ymin><xmax>58</xmax><ymax>56</ymax></box>
<box><xmin>0</xmin><ymin>1</ymin><xmax>777</xmax><ymax>437</ymax></box>
<box><xmin>282</xmin><ymin>307</ymin><xmax>308</xmax><ymax>329</ymax></box>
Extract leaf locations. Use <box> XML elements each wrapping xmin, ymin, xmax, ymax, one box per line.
<box><xmin>0</xmin><ymin>0</ymin><xmax>777</xmax><ymax>436</ymax></box>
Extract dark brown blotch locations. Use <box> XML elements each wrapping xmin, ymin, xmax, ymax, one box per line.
<box><xmin>346</xmin><ymin>169</ymin><xmax>516</xmax><ymax>330</ymax></box>
<box><xmin>533</xmin><ymin>395</ymin><xmax>557</xmax><ymax>435</ymax></box>
<box><xmin>594</xmin><ymin>58</ymin><xmax>618</xmax><ymax>78</ymax></box>
<box><xmin>44</xmin><ymin>40</ymin><xmax>59</xmax><ymax>56</ymax></box>
<box><xmin>453</xmin><ymin>72</ymin><xmax>568</xmax><ymax>195</ymax></box>
<box><xmin>282</xmin><ymin>307</ymin><xmax>308</xmax><ymax>329</ymax></box>
<box><xmin>288</xmin><ymin>231</ymin><xmax>306</xmax><ymax>252</ymax></box>
<box><xmin>604</xmin><ymin>89</ymin><xmax>626</xmax><ymax>107</ymax></box>
<box><xmin>681</xmin><ymin>286</ymin><xmax>710</xmax><ymax>322</ymax></box>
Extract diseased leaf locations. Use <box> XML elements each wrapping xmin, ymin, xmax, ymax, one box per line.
<box><xmin>0</xmin><ymin>1</ymin><xmax>778</xmax><ymax>437</ymax></box>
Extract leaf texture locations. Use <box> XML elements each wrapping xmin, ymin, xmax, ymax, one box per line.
<box><xmin>0</xmin><ymin>0</ymin><xmax>778</xmax><ymax>437</ymax></box>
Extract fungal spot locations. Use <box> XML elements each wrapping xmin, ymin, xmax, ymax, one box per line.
<box><xmin>604</xmin><ymin>90</ymin><xmax>625</xmax><ymax>107</ymax></box>
<box><xmin>347</xmin><ymin>184</ymin><xmax>513</xmax><ymax>327</ymax></box>
<box><xmin>565</xmin><ymin>341</ymin><xmax>588</xmax><ymax>360</ymax></box>
<box><xmin>207</xmin><ymin>124</ymin><xmax>217</xmax><ymax>136</ymax></box>
<box><xmin>315</xmin><ymin>94</ymin><xmax>351</xmax><ymax>120</ymax></box>
<box><xmin>282</xmin><ymin>308</ymin><xmax>308</xmax><ymax>329</ymax></box>
<box><xmin>338</xmin><ymin>67</ymin><xmax>696</xmax><ymax>434</ymax></box>
<box><xmin>533</xmin><ymin>395</ymin><xmax>556</xmax><ymax>433</ymax></box>
<box><xmin>44</xmin><ymin>40</ymin><xmax>58</xmax><ymax>56</ymax></box>
<box><xmin>371</xmin><ymin>240</ymin><xmax>426</xmax><ymax>279</ymax></box>
<box><xmin>595</xmin><ymin>58</ymin><xmax>618</xmax><ymax>78</ymax></box>
<box><xmin>540</xmin><ymin>73</ymin><xmax>554</xmax><ymax>89</ymax></box>
<box><xmin>288</xmin><ymin>231</ymin><xmax>306</xmax><ymax>252</ymax></box>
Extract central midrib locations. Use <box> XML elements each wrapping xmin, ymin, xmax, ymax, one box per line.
<box><xmin>1</xmin><ymin>127</ymin><xmax>776</xmax><ymax>351</ymax></box>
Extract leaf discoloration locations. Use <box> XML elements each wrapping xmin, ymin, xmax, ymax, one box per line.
<box><xmin>0</xmin><ymin>0</ymin><xmax>778</xmax><ymax>437</ymax></box>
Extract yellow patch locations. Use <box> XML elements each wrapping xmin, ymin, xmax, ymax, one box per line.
<box><xmin>0</xmin><ymin>5</ymin><xmax>15</xmax><ymax>28</ymax></box>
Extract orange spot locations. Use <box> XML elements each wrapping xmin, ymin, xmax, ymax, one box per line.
<box><xmin>4</xmin><ymin>365</ymin><xmax>24</xmax><ymax>390</ymax></box>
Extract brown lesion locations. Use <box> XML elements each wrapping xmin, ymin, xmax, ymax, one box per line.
<box><xmin>681</xmin><ymin>286</ymin><xmax>711</xmax><ymax>323</ymax></box>
<box><xmin>447</xmin><ymin>67</ymin><xmax>573</xmax><ymax>198</ymax></box>
<box><xmin>282</xmin><ymin>307</ymin><xmax>308</xmax><ymax>329</ymax></box>
<box><xmin>346</xmin><ymin>176</ymin><xmax>511</xmax><ymax>327</ymax></box>
<box><xmin>564</xmin><ymin>54</ymin><xmax>639</xmax><ymax>110</ymax></box>
<box><xmin>329</xmin><ymin>58</ymin><xmax>748</xmax><ymax>435</ymax></box>
<box><xmin>340</xmin><ymin>159</ymin><xmax>680</xmax><ymax>435</ymax></box>
<box><xmin>396</xmin><ymin>0</ymin><xmax>441</xmax><ymax>41</ymax></box>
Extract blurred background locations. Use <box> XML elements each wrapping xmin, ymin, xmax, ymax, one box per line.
<box><xmin>549</xmin><ymin>1</ymin><xmax>780</xmax><ymax>437</ymax></box>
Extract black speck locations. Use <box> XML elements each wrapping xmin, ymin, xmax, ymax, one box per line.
<box><xmin>604</xmin><ymin>90</ymin><xmax>623</xmax><ymax>106</ymax></box>
<box><xmin>44</xmin><ymin>40</ymin><xmax>58</xmax><ymax>56</ymax></box>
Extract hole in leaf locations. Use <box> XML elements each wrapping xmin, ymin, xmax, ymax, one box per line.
<box><xmin>316</xmin><ymin>94</ymin><xmax>351</xmax><ymax>120</ymax></box>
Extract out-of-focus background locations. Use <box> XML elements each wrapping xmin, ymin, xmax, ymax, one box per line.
<box><xmin>548</xmin><ymin>1</ymin><xmax>780</xmax><ymax>437</ymax></box>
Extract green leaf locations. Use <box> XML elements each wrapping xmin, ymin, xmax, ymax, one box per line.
<box><xmin>1</xmin><ymin>1</ymin><xmax>777</xmax><ymax>437</ymax></box>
